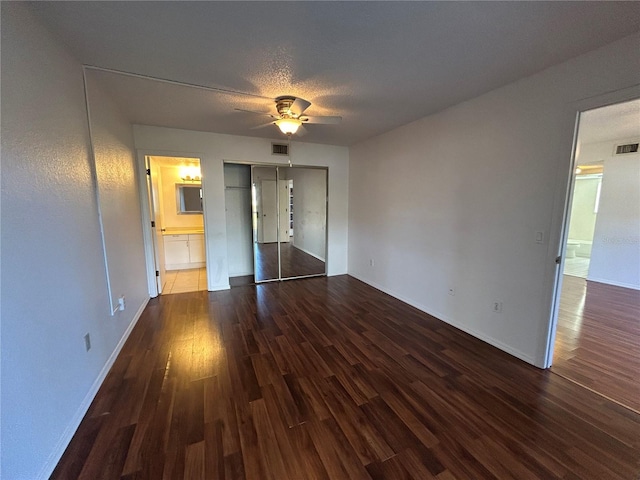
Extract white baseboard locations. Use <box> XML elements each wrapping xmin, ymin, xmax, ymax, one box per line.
<box><xmin>229</xmin><ymin>271</ymin><xmax>254</xmax><ymax>278</ymax></box>
<box><xmin>348</xmin><ymin>273</ymin><xmax>537</xmax><ymax>367</ymax></box>
<box><xmin>292</xmin><ymin>244</ymin><xmax>325</xmax><ymax>262</ymax></box>
<box><xmin>38</xmin><ymin>298</ymin><xmax>150</xmax><ymax>480</ymax></box>
<box><xmin>166</xmin><ymin>262</ymin><xmax>206</xmax><ymax>270</ymax></box>
<box><xmin>586</xmin><ymin>276</ymin><xmax>640</xmax><ymax>291</ymax></box>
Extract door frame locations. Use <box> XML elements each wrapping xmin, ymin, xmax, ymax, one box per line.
<box><xmin>542</xmin><ymin>83</ymin><xmax>640</xmax><ymax>368</ymax></box>
<box><xmin>136</xmin><ymin>149</ymin><xmax>208</xmax><ymax>297</ymax></box>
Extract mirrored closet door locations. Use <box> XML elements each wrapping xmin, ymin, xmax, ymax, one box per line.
<box><xmin>251</xmin><ymin>165</ymin><xmax>327</xmax><ymax>283</ymax></box>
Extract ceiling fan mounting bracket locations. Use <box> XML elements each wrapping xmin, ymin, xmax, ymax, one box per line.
<box><xmin>275</xmin><ymin>96</ymin><xmax>298</xmax><ymax>117</ymax></box>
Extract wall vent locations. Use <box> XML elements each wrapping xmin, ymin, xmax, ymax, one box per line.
<box><xmin>272</xmin><ymin>143</ymin><xmax>289</xmax><ymax>156</ymax></box>
<box><xmin>615</xmin><ymin>142</ymin><xmax>639</xmax><ymax>155</ymax></box>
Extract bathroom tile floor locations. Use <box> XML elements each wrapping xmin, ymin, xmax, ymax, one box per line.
<box><xmin>162</xmin><ymin>268</ymin><xmax>207</xmax><ymax>295</ymax></box>
<box><xmin>563</xmin><ymin>256</ymin><xmax>590</xmax><ymax>278</ymax></box>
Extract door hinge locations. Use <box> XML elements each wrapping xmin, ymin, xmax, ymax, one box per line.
<box><xmin>151</xmin><ymin>220</ymin><xmax>155</xmax><ymax>228</ymax></box>
<box><xmin>156</xmin><ymin>270</ymin><xmax>160</xmax><ymax>277</ymax></box>
<box><xmin>146</xmin><ymin>168</ymin><xmax>151</xmax><ymax>176</ymax></box>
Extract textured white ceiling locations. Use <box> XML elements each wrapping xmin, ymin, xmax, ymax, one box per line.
<box><xmin>28</xmin><ymin>1</ymin><xmax>640</xmax><ymax>146</ymax></box>
<box><xmin>579</xmin><ymin>98</ymin><xmax>640</xmax><ymax>144</ymax></box>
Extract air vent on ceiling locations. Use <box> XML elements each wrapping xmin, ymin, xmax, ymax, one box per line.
<box><xmin>272</xmin><ymin>142</ymin><xmax>289</xmax><ymax>156</ymax></box>
<box><xmin>615</xmin><ymin>142</ymin><xmax>639</xmax><ymax>155</ymax></box>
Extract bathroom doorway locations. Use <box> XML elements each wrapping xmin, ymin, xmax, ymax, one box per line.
<box><xmin>143</xmin><ymin>155</ymin><xmax>208</xmax><ymax>296</ymax></box>
<box><xmin>548</xmin><ymin>97</ymin><xmax>640</xmax><ymax>412</ymax></box>
<box><xmin>562</xmin><ymin>169</ymin><xmax>602</xmax><ymax>278</ymax></box>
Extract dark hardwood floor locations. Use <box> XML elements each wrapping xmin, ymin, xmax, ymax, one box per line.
<box><xmin>52</xmin><ymin>276</ymin><xmax>640</xmax><ymax>479</ymax></box>
<box><xmin>255</xmin><ymin>242</ymin><xmax>325</xmax><ymax>282</ymax></box>
<box><xmin>552</xmin><ymin>275</ymin><xmax>640</xmax><ymax>413</ymax></box>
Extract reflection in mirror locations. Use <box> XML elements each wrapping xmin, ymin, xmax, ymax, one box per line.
<box><xmin>252</xmin><ymin>166</ymin><xmax>280</xmax><ymax>282</ymax></box>
<box><xmin>176</xmin><ymin>184</ymin><xmax>203</xmax><ymax>213</ymax></box>
<box><xmin>280</xmin><ymin>167</ymin><xmax>327</xmax><ymax>279</ymax></box>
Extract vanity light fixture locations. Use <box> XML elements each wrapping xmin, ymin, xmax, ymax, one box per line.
<box><xmin>181</xmin><ymin>175</ymin><xmax>201</xmax><ymax>182</ymax></box>
<box><xmin>179</xmin><ymin>164</ymin><xmax>201</xmax><ymax>182</ymax></box>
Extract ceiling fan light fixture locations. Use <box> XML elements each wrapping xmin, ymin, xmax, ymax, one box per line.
<box><xmin>276</xmin><ymin>118</ymin><xmax>302</xmax><ymax>135</ymax></box>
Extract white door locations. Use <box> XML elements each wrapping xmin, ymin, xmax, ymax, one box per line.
<box><xmin>260</xmin><ymin>179</ymin><xmax>278</xmax><ymax>243</ymax></box>
<box><xmin>189</xmin><ymin>234</ymin><xmax>206</xmax><ymax>263</ymax></box>
<box><xmin>164</xmin><ymin>236</ymin><xmax>190</xmax><ymax>265</ymax></box>
<box><xmin>225</xmin><ymin>188</ymin><xmax>254</xmax><ymax>275</ymax></box>
<box><xmin>279</xmin><ymin>180</ymin><xmax>290</xmax><ymax>242</ymax></box>
<box><xmin>147</xmin><ymin>157</ymin><xmax>166</xmax><ymax>293</ymax></box>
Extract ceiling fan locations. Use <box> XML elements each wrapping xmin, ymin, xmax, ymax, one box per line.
<box><xmin>235</xmin><ymin>96</ymin><xmax>341</xmax><ymax>136</ymax></box>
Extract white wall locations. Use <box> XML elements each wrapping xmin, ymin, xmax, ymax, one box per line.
<box><xmin>85</xmin><ymin>74</ymin><xmax>149</xmax><ymax>315</ymax></box>
<box><xmin>224</xmin><ymin>163</ymin><xmax>253</xmax><ymax>276</ymax></box>
<box><xmin>133</xmin><ymin>126</ymin><xmax>350</xmax><ymax>289</ymax></box>
<box><xmin>287</xmin><ymin>168</ymin><xmax>327</xmax><ymax>260</ymax></box>
<box><xmin>160</xmin><ymin>165</ymin><xmax>204</xmax><ymax>229</ymax></box>
<box><xmin>348</xmin><ymin>33</ymin><xmax>640</xmax><ymax>368</ymax></box>
<box><xmin>1</xmin><ymin>4</ymin><xmax>148</xmax><ymax>478</ymax></box>
<box><xmin>567</xmin><ymin>177</ymin><xmax>600</xmax><ymax>250</ymax></box>
<box><xmin>588</xmin><ymin>154</ymin><xmax>640</xmax><ymax>289</ymax></box>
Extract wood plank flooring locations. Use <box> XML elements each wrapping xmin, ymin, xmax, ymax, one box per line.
<box><xmin>552</xmin><ymin>275</ymin><xmax>640</xmax><ymax>412</ymax></box>
<box><xmin>254</xmin><ymin>242</ymin><xmax>325</xmax><ymax>282</ymax></box>
<box><xmin>52</xmin><ymin>276</ymin><xmax>640</xmax><ymax>480</ymax></box>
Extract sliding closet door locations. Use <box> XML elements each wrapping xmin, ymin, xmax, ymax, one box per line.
<box><xmin>252</xmin><ymin>166</ymin><xmax>280</xmax><ymax>282</ymax></box>
<box><xmin>250</xmin><ymin>165</ymin><xmax>328</xmax><ymax>283</ymax></box>
<box><xmin>279</xmin><ymin>167</ymin><xmax>327</xmax><ymax>279</ymax></box>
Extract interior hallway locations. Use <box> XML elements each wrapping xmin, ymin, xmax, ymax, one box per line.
<box><xmin>552</xmin><ymin>275</ymin><xmax>640</xmax><ymax>412</ymax></box>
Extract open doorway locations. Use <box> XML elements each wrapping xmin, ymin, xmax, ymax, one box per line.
<box><xmin>550</xmin><ymin>98</ymin><xmax>640</xmax><ymax>412</ymax></box>
<box><xmin>145</xmin><ymin>155</ymin><xmax>207</xmax><ymax>295</ymax></box>
<box><xmin>562</xmin><ymin>168</ymin><xmax>602</xmax><ymax>278</ymax></box>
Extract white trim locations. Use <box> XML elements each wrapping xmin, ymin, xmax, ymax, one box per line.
<box><xmin>291</xmin><ymin>243</ymin><xmax>326</xmax><ymax>262</ymax></box>
<box><xmin>229</xmin><ymin>270</ymin><xmax>254</xmax><ymax>277</ymax></box>
<box><xmin>37</xmin><ymin>298</ymin><xmax>150</xmax><ymax>480</ymax></box>
<box><xmin>136</xmin><ymin>152</ymin><xmax>159</xmax><ymax>297</ymax></box>
<box><xmin>82</xmin><ymin>67</ymin><xmax>116</xmax><ymax>315</ymax></box>
<box><xmin>586</xmin><ymin>277</ymin><xmax>640</xmax><ymax>291</ymax></box>
<box><xmin>349</xmin><ymin>273</ymin><xmax>537</xmax><ymax>366</ymax></box>
<box><xmin>165</xmin><ymin>262</ymin><xmax>206</xmax><ymax>270</ymax></box>
<box><xmin>136</xmin><ymin>149</ymin><xmax>210</xmax><ymax>295</ymax></box>
<box><xmin>543</xmin><ymin>83</ymin><xmax>640</xmax><ymax>369</ymax></box>
<box><xmin>83</xmin><ymin>65</ymin><xmax>271</xmax><ymax>100</ymax></box>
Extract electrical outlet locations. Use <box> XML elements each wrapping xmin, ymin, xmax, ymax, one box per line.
<box><xmin>84</xmin><ymin>333</ymin><xmax>91</xmax><ymax>352</ymax></box>
<box><xmin>369</xmin><ymin>258</ymin><xmax>375</xmax><ymax>267</ymax></box>
<box><xmin>118</xmin><ymin>295</ymin><xmax>126</xmax><ymax>311</ymax></box>
<box><xmin>448</xmin><ymin>287</ymin><xmax>455</xmax><ymax>296</ymax></box>
<box><xmin>493</xmin><ymin>301</ymin><xmax>503</xmax><ymax>313</ymax></box>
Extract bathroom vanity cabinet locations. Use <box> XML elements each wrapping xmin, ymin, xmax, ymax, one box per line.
<box><xmin>164</xmin><ymin>233</ymin><xmax>205</xmax><ymax>270</ymax></box>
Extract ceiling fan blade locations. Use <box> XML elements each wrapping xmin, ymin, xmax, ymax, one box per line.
<box><xmin>250</xmin><ymin>121</ymin><xmax>276</xmax><ymax>130</ymax></box>
<box><xmin>290</xmin><ymin>98</ymin><xmax>311</xmax><ymax>116</ymax></box>
<box><xmin>299</xmin><ymin>115</ymin><xmax>342</xmax><ymax>125</ymax></box>
<box><xmin>235</xmin><ymin>108</ymin><xmax>278</xmax><ymax>118</ymax></box>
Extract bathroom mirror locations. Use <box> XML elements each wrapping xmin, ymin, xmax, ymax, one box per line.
<box><xmin>176</xmin><ymin>184</ymin><xmax>203</xmax><ymax>214</ymax></box>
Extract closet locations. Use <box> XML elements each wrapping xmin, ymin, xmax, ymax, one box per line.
<box><xmin>224</xmin><ymin>163</ymin><xmax>327</xmax><ymax>284</ymax></box>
